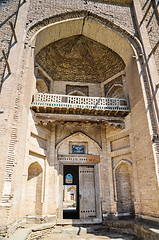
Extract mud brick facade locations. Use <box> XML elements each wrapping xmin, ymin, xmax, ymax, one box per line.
<box><xmin>0</xmin><ymin>0</ymin><xmax>159</xmax><ymax>236</ymax></box>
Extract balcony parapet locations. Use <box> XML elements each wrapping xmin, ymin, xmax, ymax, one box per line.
<box><xmin>31</xmin><ymin>93</ymin><xmax>129</xmax><ymax>117</ymax></box>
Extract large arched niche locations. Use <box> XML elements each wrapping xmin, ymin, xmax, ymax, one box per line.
<box><xmin>28</xmin><ymin>13</ymin><xmax>159</xmax><ymax>218</ymax></box>
<box><xmin>30</xmin><ymin>15</ymin><xmax>142</xmax><ymax>107</ymax></box>
<box><xmin>31</xmin><ymin>17</ymin><xmax>135</xmax><ymax>66</ymax></box>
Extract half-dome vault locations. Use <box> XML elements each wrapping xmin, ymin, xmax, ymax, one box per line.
<box><xmin>35</xmin><ymin>35</ymin><xmax>125</xmax><ymax>83</ymax></box>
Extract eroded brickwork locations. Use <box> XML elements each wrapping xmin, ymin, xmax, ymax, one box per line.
<box><xmin>0</xmin><ymin>0</ymin><xmax>20</xmax><ymax>80</ymax></box>
<box><xmin>26</xmin><ymin>0</ymin><xmax>136</xmax><ymax>35</ymax></box>
<box><xmin>139</xmin><ymin>0</ymin><xmax>159</xmax><ymax>75</ymax></box>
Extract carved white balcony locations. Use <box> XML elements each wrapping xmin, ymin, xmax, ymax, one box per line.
<box><xmin>31</xmin><ymin>93</ymin><xmax>129</xmax><ymax>117</ymax></box>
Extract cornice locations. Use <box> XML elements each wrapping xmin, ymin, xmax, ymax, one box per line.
<box><xmin>93</xmin><ymin>0</ymin><xmax>132</xmax><ymax>4</ymax></box>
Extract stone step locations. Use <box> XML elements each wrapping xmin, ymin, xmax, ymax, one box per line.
<box><xmin>53</xmin><ymin>225</ymin><xmax>88</xmax><ymax>235</ymax></box>
<box><xmin>61</xmin><ymin>226</ymin><xmax>87</xmax><ymax>235</ymax></box>
<box><xmin>56</xmin><ymin>218</ymin><xmax>102</xmax><ymax>225</ymax></box>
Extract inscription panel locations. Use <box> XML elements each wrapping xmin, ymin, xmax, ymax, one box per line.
<box><xmin>72</xmin><ymin>145</ymin><xmax>85</xmax><ymax>154</ymax></box>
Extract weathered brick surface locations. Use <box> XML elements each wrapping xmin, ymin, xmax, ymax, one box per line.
<box><xmin>26</xmin><ymin>227</ymin><xmax>54</xmax><ymax>240</ymax></box>
<box><xmin>26</xmin><ymin>0</ymin><xmax>136</xmax><ymax>35</ymax></box>
<box><xmin>0</xmin><ymin>0</ymin><xmax>20</xmax><ymax>80</ymax></box>
<box><xmin>139</xmin><ymin>0</ymin><xmax>159</xmax><ymax>75</ymax></box>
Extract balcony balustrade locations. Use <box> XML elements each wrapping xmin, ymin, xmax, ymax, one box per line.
<box><xmin>31</xmin><ymin>93</ymin><xmax>129</xmax><ymax>114</ymax></box>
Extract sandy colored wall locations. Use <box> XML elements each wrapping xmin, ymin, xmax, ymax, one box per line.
<box><xmin>0</xmin><ymin>0</ymin><xmax>159</xmax><ymax>231</ymax></box>
<box><xmin>53</xmin><ymin>81</ymin><xmax>101</xmax><ymax>97</ymax></box>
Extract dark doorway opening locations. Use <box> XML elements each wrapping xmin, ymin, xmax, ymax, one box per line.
<box><xmin>63</xmin><ymin>165</ymin><xmax>79</xmax><ymax>219</ymax></box>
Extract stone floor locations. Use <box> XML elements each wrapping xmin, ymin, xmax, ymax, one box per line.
<box><xmin>7</xmin><ymin>220</ymin><xmax>159</xmax><ymax>240</ymax></box>
<box><xmin>40</xmin><ymin>226</ymin><xmax>138</xmax><ymax>240</ymax></box>
<box><xmin>41</xmin><ymin>233</ymin><xmax>137</xmax><ymax>240</ymax></box>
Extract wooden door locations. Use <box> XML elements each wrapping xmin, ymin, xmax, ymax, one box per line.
<box><xmin>79</xmin><ymin>166</ymin><xmax>96</xmax><ymax>219</ymax></box>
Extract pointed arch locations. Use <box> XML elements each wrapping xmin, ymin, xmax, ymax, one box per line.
<box><xmin>106</xmin><ymin>84</ymin><xmax>123</xmax><ymax>98</ymax></box>
<box><xmin>114</xmin><ymin>159</ymin><xmax>134</xmax><ymax>215</ymax></box>
<box><xmin>56</xmin><ymin>131</ymin><xmax>101</xmax><ymax>152</ymax></box>
<box><xmin>68</xmin><ymin>90</ymin><xmax>87</xmax><ymax>96</ymax></box>
<box><xmin>28</xmin><ymin>161</ymin><xmax>43</xmax><ymax>180</ymax></box>
<box><xmin>26</xmin><ymin>161</ymin><xmax>43</xmax><ymax>216</ymax></box>
<box><xmin>36</xmin><ymin>79</ymin><xmax>49</xmax><ymax>93</ymax></box>
<box><xmin>28</xmin><ymin>11</ymin><xmax>142</xmax><ymax>64</ymax></box>
<box><xmin>114</xmin><ymin>159</ymin><xmax>132</xmax><ymax>172</ymax></box>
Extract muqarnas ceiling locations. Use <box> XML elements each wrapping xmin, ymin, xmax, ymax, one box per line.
<box><xmin>36</xmin><ymin>35</ymin><xmax>125</xmax><ymax>83</ymax></box>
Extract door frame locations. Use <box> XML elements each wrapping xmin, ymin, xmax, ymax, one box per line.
<box><xmin>58</xmin><ymin>159</ymin><xmax>102</xmax><ymax>222</ymax></box>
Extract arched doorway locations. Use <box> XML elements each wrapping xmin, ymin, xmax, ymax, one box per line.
<box><xmin>57</xmin><ymin>132</ymin><xmax>101</xmax><ymax>222</ymax></box>
<box><xmin>63</xmin><ymin>165</ymin><xmax>79</xmax><ymax>219</ymax></box>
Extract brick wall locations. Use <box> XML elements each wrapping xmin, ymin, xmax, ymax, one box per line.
<box><xmin>0</xmin><ymin>0</ymin><xmax>138</xmax><ymax>83</ymax></box>
<box><xmin>0</xmin><ymin>0</ymin><xmax>20</xmax><ymax>81</ymax></box>
<box><xmin>26</xmin><ymin>0</ymin><xmax>136</xmax><ymax>35</ymax></box>
<box><xmin>139</xmin><ymin>0</ymin><xmax>159</xmax><ymax>75</ymax></box>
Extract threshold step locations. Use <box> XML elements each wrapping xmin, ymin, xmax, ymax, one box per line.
<box><xmin>56</xmin><ymin>218</ymin><xmax>102</xmax><ymax>225</ymax></box>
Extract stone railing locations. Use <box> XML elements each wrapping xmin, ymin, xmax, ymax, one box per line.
<box><xmin>31</xmin><ymin>93</ymin><xmax>128</xmax><ymax>111</ymax></box>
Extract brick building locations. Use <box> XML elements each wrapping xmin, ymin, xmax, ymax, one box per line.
<box><xmin>0</xmin><ymin>0</ymin><xmax>159</xmax><ymax>236</ymax></box>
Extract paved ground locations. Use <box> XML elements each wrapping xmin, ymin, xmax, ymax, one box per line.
<box><xmin>7</xmin><ymin>221</ymin><xmax>159</xmax><ymax>240</ymax></box>
<box><xmin>41</xmin><ymin>233</ymin><xmax>137</xmax><ymax>240</ymax></box>
<box><xmin>7</xmin><ymin>224</ymin><xmax>140</xmax><ymax>240</ymax></box>
<box><xmin>40</xmin><ymin>226</ymin><xmax>138</xmax><ymax>240</ymax></box>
